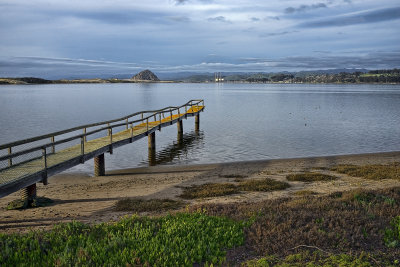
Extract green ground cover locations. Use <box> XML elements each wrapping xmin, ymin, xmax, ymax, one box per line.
<box><xmin>0</xmin><ymin>212</ymin><xmax>246</xmax><ymax>266</ymax></box>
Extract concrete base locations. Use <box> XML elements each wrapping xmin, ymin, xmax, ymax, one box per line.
<box><xmin>94</xmin><ymin>154</ymin><xmax>105</xmax><ymax>176</ymax></box>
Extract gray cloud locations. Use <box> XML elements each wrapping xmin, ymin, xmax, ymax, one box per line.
<box><xmin>301</xmin><ymin>6</ymin><xmax>400</xmax><ymax>27</ymax></box>
<box><xmin>285</xmin><ymin>3</ymin><xmax>327</xmax><ymax>14</ymax></box>
<box><xmin>207</xmin><ymin>16</ymin><xmax>231</xmax><ymax>23</ymax></box>
<box><xmin>168</xmin><ymin>16</ymin><xmax>191</xmax><ymax>22</ymax></box>
<box><xmin>251</xmin><ymin>17</ymin><xmax>260</xmax><ymax>22</ymax></box>
<box><xmin>2</xmin><ymin>51</ymin><xmax>399</xmax><ymax>79</ymax></box>
<box><xmin>174</xmin><ymin>0</ymin><xmax>213</xmax><ymax>5</ymax></box>
<box><xmin>265</xmin><ymin>16</ymin><xmax>280</xmax><ymax>21</ymax></box>
<box><xmin>174</xmin><ymin>0</ymin><xmax>188</xmax><ymax>5</ymax></box>
<box><xmin>239</xmin><ymin>51</ymin><xmax>400</xmax><ymax>70</ymax></box>
<box><xmin>260</xmin><ymin>31</ymin><xmax>298</xmax><ymax>37</ymax></box>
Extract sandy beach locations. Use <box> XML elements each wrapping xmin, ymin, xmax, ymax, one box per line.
<box><xmin>1</xmin><ymin>151</ymin><xmax>400</xmax><ymax>234</ymax></box>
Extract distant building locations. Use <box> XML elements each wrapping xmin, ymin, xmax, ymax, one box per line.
<box><xmin>214</xmin><ymin>72</ymin><xmax>224</xmax><ymax>82</ymax></box>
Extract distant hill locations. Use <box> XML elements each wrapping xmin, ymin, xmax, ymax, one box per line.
<box><xmin>132</xmin><ymin>70</ymin><xmax>160</xmax><ymax>81</ymax></box>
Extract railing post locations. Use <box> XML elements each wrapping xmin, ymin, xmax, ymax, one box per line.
<box><xmin>126</xmin><ymin>118</ymin><xmax>129</xmax><ymax>130</ymax></box>
<box><xmin>158</xmin><ymin>113</ymin><xmax>162</xmax><ymax>131</ymax></box>
<box><xmin>107</xmin><ymin>123</ymin><xmax>111</xmax><ymax>136</ymax></box>
<box><xmin>170</xmin><ymin>109</ymin><xmax>173</xmax><ymax>123</ymax></box>
<box><xmin>42</xmin><ymin>147</ymin><xmax>48</xmax><ymax>185</ymax></box>
<box><xmin>146</xmin><ymin>118</ymin><xmax>149</xmax><ymax>132</ymax></box>
<box><xmin>51</xmin><ymin>136</ymin><xmax>55</xmax><ymax>154</ymax></box>
<box><xmin>83</xmin><ymin>128</ymin><xmax>87</xmax><ymax>142</ymax></box>
<box><xmin>80</xmin><ymin>136</ymin><xmax>85</xmax><ymax>163</ymax></box>
<box><xmin>8</xmin><ymin>147</ymin><xmax>12</xmax><ymax>167</ymax></box>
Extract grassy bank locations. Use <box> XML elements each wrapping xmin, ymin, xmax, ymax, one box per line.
<box><xmin>1</xmin><ymin>187</ymin><xmax>399</xmax><ymax>266</ymax></box>
<box><xmin>1</xmin><ymin>162</ymin><xmax>400</xmax><ymax>266</ymax></box>
<box><xmin>0</xmin><ymin>212</ymin><xmax>246</xmax><ymax>266</ymax></box>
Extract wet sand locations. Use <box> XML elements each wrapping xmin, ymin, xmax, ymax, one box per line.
<box><xmin>1</xmin><ymin>151</ymin><xmax>400</xmax><ymax>233</ymax></box>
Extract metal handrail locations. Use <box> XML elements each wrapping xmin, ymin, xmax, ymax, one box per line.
<box><xmin>0</xmin><ymin>100</ymin><xmax>204</xmax><ymax>164</ymax></box>
<box><xmin>0</xmin><ymin>99</ymin><xmax>203</xmax><ymax>150</ymax></box>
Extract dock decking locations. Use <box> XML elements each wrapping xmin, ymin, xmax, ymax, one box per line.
<box><xmin>0</xmin><ymin>100</ymin><xmax>204</xmax><ymax>199</ymax></box>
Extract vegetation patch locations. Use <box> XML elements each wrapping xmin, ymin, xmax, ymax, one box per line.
<box><xmin>0</xmin><ymin>212</ymin><xmax>245</xmax><ymax>266</ymax></box>
<box><xmin>294</xmin><ymin>190</ymin><xmax>318</xmax><ymax>196</ymax></box>
<box><xmin>179</xmin><ymin>183</ymin><xmax>239</xmax><ymax>199</ymax></box>
<box><xmin>330</xmin><ymin>163</ymin><xmax>400</xmax><ymax>180</ymax></box>
<box><xmin>219</xmin><ymin>174</ymin><xmax>247</xmax><ymax>179</ymax></box>
<box><xmin>115</xmin><ymin>198</ymin><xmax>185</xmax><ymax>212</ymax></box>
<box><xmin>286</xmin><ymin>172</ymin><xmax>337</xmax><ymax>182</ymax></box>
<box><xmin>7</xmin><ymin>196</ymin><xmax>53</xmax><ymax>210</ymax></box>
<box><xmin>384</xmin><ymin>216</ymin><xmax>400</xmax><ymax>248</ymax></box>
<box><xmin>179</xmin><ymin>179</ymin><xmax>289</xmax><ymax>199</ymax></box>
<box><xmin>244</xmin><ymin>251</ymin><xmax>398</xmax><ymax>267</ymax></box>
<box><xmin>188</xmin><ymin>187</ymin><xmax>400</xmax><ymax>264</ymax></box>
<box><xmin>237</xmin><ymin>178</ymin><xmax>289</xmax><ymax>192</ymax></box>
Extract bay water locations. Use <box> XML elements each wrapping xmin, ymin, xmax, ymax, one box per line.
<box><xmin>0</xmin><ymin>83</ymin><xmax>399</xmax><ymax>174</ymax></box>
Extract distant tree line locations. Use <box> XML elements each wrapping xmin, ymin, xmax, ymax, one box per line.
<box><xmin>221</xmin><ymin>69</ymin><xmax>400</xmax><ymax>84</ymax></box>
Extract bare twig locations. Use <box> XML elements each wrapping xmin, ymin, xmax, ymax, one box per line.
<box><xmin>288</xmin><ymin>245</ymin><xmax>332</xmax><ymax>255</ymax></box>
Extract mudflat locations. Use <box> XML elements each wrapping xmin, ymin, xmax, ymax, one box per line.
<box><xmin>1</xmin><ymin>151</ymin><xmax>400</xmax><ymax>233</ymax></box>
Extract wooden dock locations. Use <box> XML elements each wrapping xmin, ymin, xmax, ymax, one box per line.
<box><xmin>0</xmin><ymin>100</ymin><xmax>204</xmax><ymax>203</ymax></box>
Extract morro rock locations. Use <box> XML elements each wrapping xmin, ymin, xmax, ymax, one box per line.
<box><xmin>132</xmin><ymin>70</ymin><xmax>160</xmax><ymax>82</ymax></box>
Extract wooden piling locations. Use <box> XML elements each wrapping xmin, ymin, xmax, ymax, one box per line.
<box><xmin>148</xmin><ymin>132</ymin><xmax>156</xmax><ymax>166</ymax></box>
<box><xmin>177</xmin><ymin>120</ymin><xmax>183</xmax><ymax>134</ymax></box>
<box><xmin>195</xmin><ymin>114</ymin><xmax>200</xmax><ymax>132</ymax></box>
<box><xmin>21</xmin><ymin>183</ymin><xmax>37</xmax><ymax>207</ymax></box>
<box><xmin>94</xmin><ymin>154</ymin><xmax>105</xmax><ymax>176</ymax></box>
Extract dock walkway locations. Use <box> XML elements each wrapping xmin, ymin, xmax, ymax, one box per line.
<box><xmin>0</xmin><ymin>100</ymin><xmax>204</xmax><ymax>200</ymax></box>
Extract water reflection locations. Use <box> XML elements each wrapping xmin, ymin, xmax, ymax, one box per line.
<box><xmin>144</xmin><ymin>130</ymin><xmax>204</xmax><ymax>166</ymax></box>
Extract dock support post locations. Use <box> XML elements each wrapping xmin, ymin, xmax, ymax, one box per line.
<box><xmin>94</xmin><ymin>154</ymin><xmax>105</xmax><ymax>176</ymax></box>
<box><xmin>195</xmin><ymin>114</ymin><xmax>200</xmax><ymax>132</ymax></box>
<box><xmin>177</xmin><ymin>120</ymin><xmax>183</xmax><ymax>135</ymax></box>
<box><xmin>148</xmin><ymin>132</ymin><xmax>156</xmax><ymax>166</ymax></box>
<box><xmin>21</xmin><ymin>183</ymin><xmax>37</xmax><ymax>207</ymax></box>
<box><xmin>177</xmin><ymin>119</ymin><xmax>184</xmax><ymax>145</ymax></box>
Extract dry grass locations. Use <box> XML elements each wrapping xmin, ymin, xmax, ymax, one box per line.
<box><xmin>179</xmin><ymin>178</ymin><xmax>290</xmax><ymax>199</ymax></box>
<box><xmin>115</xmin><ymin>198</ymin><xmax>185</xmax><ymax>212</ymax></box>
<box><xmin>237</xmin><ymin>178</ymin><xmax>290</xmax><ymax>192</ymax></box>
<box><xmin>331</xmin><ymin>163</ymin><xmax>400</xmax><ymax>180</ymax></box>
<box><xmin>219</xmin><ymin>174</ymin><xmax>247</xmax><ymax>179</ymax></box>
<box><xmin>179</xmin><ymin>183</ymin><xmax>239</xmax><ymax>199</ymax></box>
<box><xmin>294</xmin><ymin>190</ymin><xmax>318</xmax><ymax>196</ymax></box>
<box><xmin>286</xmin><ymin>172</ymin><xmax>337</xmax><ymax>182</ymax></box>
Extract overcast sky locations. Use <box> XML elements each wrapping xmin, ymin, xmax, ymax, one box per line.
<box><xmin>0</xmin><ymin>0</ymin><xmax>399</xmax><ymax>78</ymax></box>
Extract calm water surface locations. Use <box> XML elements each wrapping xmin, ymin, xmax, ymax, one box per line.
<box><xmin>0</xmin><ymin>83</ymin><xmax>399</xmax><ymax>173</ymax></box>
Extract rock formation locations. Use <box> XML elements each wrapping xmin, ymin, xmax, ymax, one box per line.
<box><xmin>131</xmin><ymin>70</ymin><xmax>160</xmax><ymax>81</ymax></box>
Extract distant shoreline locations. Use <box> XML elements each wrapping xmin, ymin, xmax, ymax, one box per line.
<box><xmin>0</xmin><ymin>77</ymin><xmax>399</xmax><ymax>85</ymax></box>
<box><xmin>0</xmin><ymin>77</ymin><xmax>177</xmax><ymax>85</ymax></box>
